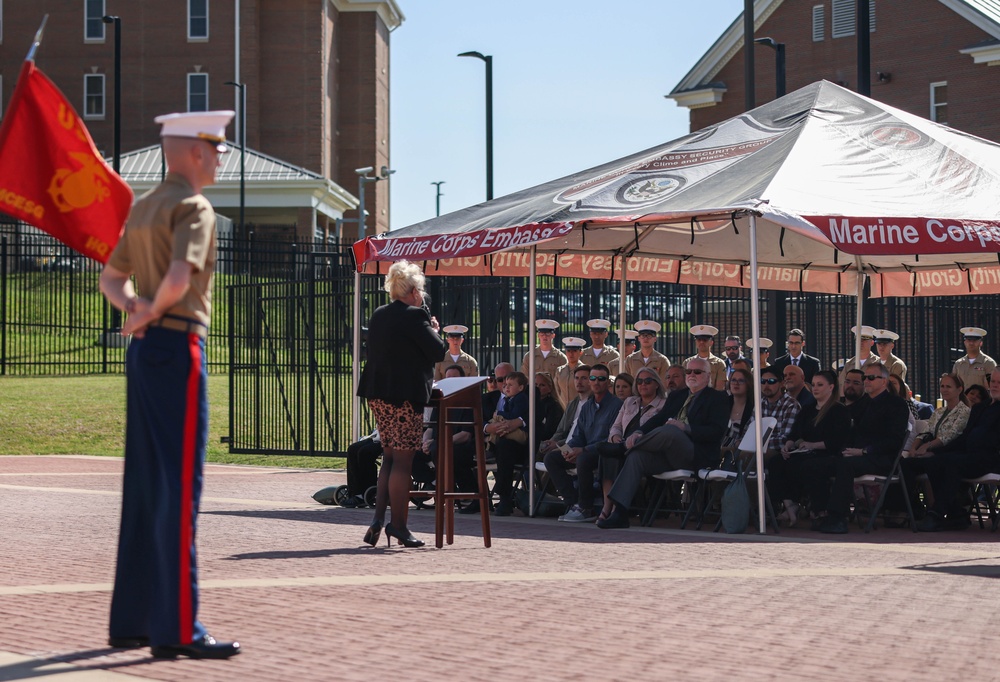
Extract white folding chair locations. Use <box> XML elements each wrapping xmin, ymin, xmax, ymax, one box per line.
<box><xmin>693</xmin><ymin>417</ymin><xmax>779</xmax><ymax>533</ymax></box>
<box><xmin>853</xmin><ymin>422</ymin><xmax>917</xmax><ymax>533</ymax></box>
<box><xmin>641</xmin><ymin>468</ymin><xmax>698</xmax><ymax>527</ymax></box>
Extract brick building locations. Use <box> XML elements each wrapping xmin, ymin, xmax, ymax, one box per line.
<box><xmin>668</xmin><ymin>0</ymin><xmax>1000</xmax><ymax>143</ymax></box>
<box><xmin>0</xmin><ymin>0</ymin><xmax>403</xmax><ymax>240</ymax></box>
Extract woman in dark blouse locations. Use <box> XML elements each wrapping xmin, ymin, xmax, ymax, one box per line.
<box><xmin>534</xmin><ymin>372</ymin><xmax>565</xmax><ymax>447</ymax></box>
<box><xmin>768</xmin><ymin>370</ymin><xmax>851</xmax><ymax>526</ymax></box>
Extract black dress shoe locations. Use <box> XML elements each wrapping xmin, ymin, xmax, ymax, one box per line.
<box><xmin>596</xmin><ymin>508</ymin><xmax>630</xmax><ymax>529</ymax></box>
<box><xmin>108</xmin><ymin>636</ymin><xmax>149</xmax><ymax>648</ymax></box>
<box><xmin>818</xmin><ymin>516</ymin><xmax>849</xmax><ymax>534</ymax></box>
<box><xmin>458</xmin><ymin>500</ymin><xmax>481</xmax><ymax>515</ymax></box>
<box><xmin>151</xmin><ymin>634</ymin><xmax>241</xmax><ymax>659</ymax></box>
<box><xmin>494</xmin><ymin>498</ymin><xmax>513</xmax><ymax>516</ymax></box>
<box><xmin>916</xmin><ymin>510</ymin><xmax>946</xmax><ymax>532</ymax></box>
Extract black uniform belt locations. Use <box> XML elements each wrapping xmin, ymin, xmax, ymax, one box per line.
<box><xmin>149</xmin><ymin>314</ymin><xmax>208</xmax><ymax>339</ymax></box>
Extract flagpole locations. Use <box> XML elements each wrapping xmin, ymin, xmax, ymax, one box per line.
<box><xmin>25</xmin><ymin>15</ymin><xmax>48</xmax><ymax>62</ymax></box>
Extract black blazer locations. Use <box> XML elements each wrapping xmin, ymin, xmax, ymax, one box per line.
<box><xmin>637</xmin><ymin>386</ymin><xmax>731</xmax><ymax>469</ymax></box>
<box><xmin>771</xmin><ymin>353</ymin><xmax>822</xmax><ymax>383</ymax></box>
<box><xmin>850</xmin><ymin>391</ymin><xmax>909</xmax><ymax>469</ymax></box>
<box><xmin>357</xmin><ymin>300</ymin><xmax>447</xmax><ymax>408</ymax></box>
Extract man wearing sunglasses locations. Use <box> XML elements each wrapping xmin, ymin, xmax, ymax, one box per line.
<box><xmin>760</xmin><ymin>365</ymin><xmax>801</xmax><ymax>451</ymax></box>
<box><xmin>544</xmin><ymin>364</ymin><xmax>623</xmax><ymax>522</ymax></box>
<box><xmin>722</xmin><ymin>335</ymin><xmax>746</xmax><ymax>380</ymax></box>
<box><xmin>598</xmin><ymin>357</ymin><xmax>728</xmax><ymax>529</ymax></box>
<box><xmin>804</xmin><ymin>362</ymin><xmax>909</xmax><ymax>534</ymax></box>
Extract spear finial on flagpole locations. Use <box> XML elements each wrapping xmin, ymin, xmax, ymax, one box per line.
<box><xmin>25</xmin><ymin>14</ymin><xmax>49</xmax><ymax>62</ymax></box>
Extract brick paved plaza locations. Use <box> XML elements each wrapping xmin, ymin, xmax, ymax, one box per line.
<box><xmin>2</xmin><ymin>455</ymin><xmax>999</xmax><ymax>681</ymax></box>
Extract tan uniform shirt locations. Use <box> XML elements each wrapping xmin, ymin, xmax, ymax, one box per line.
<box><xmin>581</xmin><ymin>345</ymin><xmax>620</xmax><ymax>371</ymax></box>
<box><xmin>684</xmin><ymin>353</ymin><xmax>727</xmax><ymax>389</ymax></box>
<box><xmin>107</xmin><ymin>173</ymin><xmax>216</xmax><ymax>327</ymax></box>
<box><xmin>623</xmin><ymin>350</ymin><xmax>671</xmax><ymax>381</ymax></box>
<box><xmin>554</xmin><ymin>361</ymin><xmax>582</xmax><ymax>408</ymax></box>
<box><xmin>879</xmin><ymin>354</ymin><xmax>907</xmax><ymax>382</ymax></box>
<box><xmin>520</xmin><ymin>347</ymin><xmax>567</xmax><ymax>378</ymax></box>
<box><xmin>434</xmin><ymin>350</ymin><xmax>479</xmax><ymax>380</ymax></box>
<box><xmin>839</xmin><ymin>352</ymin><xmax>879</xmax><ymax>389</ymax></box>
<box><xmin>953</xmin><ymin>353</ymin><xmax>997</xmax><ymax>389</ymax></box>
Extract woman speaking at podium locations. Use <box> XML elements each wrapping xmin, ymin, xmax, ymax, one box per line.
<box><xmin>357</xmin><ymin>260</ymin><xmax>446</xmax><ymax>548</ymax></box>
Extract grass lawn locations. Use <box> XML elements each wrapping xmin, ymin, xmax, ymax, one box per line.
<box><xmin>0</xmin><ymin>375</ymin><xmax>345</xmax><ymax>468</ymax></box>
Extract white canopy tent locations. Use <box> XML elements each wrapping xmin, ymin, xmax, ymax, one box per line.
<box><xmin>353</xmin><ymin>81</ymin><xmax>1000</xmax><ymax>532</ymax></box>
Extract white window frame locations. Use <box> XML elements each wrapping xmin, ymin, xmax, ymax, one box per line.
<box><xmin>832</xmin><ymin>0</ymin><xmax>875</xmax><ymax>39</ymax></box>
<box><xmin>83</xmin><ymin>73</ymin><xmax>105</xmax><ymax>120</ymax></box>
<box><xmin>187</xmin><ymin>72</ymin><xmax>209</xmax><ymax>112</ymax></box>
<box><xmin>812</xmin><ymin>5</ymin><xmax>825</xmax><ymax>42</ymax></box>
<box><xmin>84</xmin><ymin>0</ymin><xmax>106</xmax><ymax>43</ymax></box>
<box><xmin>188</xmin><ymin>0</ymin><xmax>209</xmax><ymax>41</ymax></box>
<box><xmin>930</xmin><ymin>81</ymin><xmax>948</xmax><ymax>125</ymax></box>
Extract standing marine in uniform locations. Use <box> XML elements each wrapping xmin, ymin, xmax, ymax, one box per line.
<box><xmin>623</xmin><ymin>320</ymin><xmax>671</xmax><ymax>381</ymax></box>
<box><xmin>953</xmin><ymin>326</ymin><xmax>996</xmax><ymax>389</ymax></box>
<box><xmin>99</xmin><ymin>111</ymin><xmax>240</xmax><ymax>659</ymax></box>
<box><xmin>554</xmin><ymin>336</ymin><xmax>586</xmax><ymax>408</ymax></box>
<box><xmin>748</xmin><ymin>337</ymin><xmax>773</xmax><ymax>370</ymax></box>
<box><xmin>434</xmin><ymin>324</ymin><xmax>478</xmax><ymax>380</ymax></box>
<box><xmin>580</xmin><ymin>318</ymin><xmax>620</xmax><ymax>370</ymax></box>
<box><xmin>520</xmin><ymin>319</ymin><xmax>568</xmax><ymax>377</ymax></box>
<box><xmin>607</xmin><ymin>328</ymin><xmax>637</xmax><ymax>375</ymax></box>
<box><xmin>839</xmin><ymin>325</ymin><xmax>879</xmax><ymax>392</ymax></box>
<box><xmin>873</xmin><ymin>329</ymin><xmax>907</xmax><ymax>381</ymax></box>
<box><xmin>684</xmin><ymin>324</ymin><xmax>727</xmax><ymax>390</ymax></box>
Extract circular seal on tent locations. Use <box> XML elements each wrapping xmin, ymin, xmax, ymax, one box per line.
<box><xmin>865</xmin><ymin>124</ymin><xmax>932</xmax><ymax>150</ymax></box>
<box><xmin>615</xmin><ymin>175</ymin><xmax>685</xmax><ymax>207</ymax></box>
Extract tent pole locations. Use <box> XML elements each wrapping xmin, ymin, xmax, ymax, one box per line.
<box><xmin>528</xmin><ymin>247</ymin><xmax>538</xmax><ymax>516</ymax></box>
<box><xmin>749</xmin><ymin>214</ymin><xmax>766</xmax><ymax>534</ymax></box>
<box><xmin>352</xmin><ymin>270</ymin><xmax>362</xmax><ymax>442</ymax></box>
<box><xmin>619</xmin><ymin>255</ymin><xmax>628</xmax><ymax>360</ymax></box>
<box><xmin>854</xmin><ymin>257</ymin><xmax>865</xmax><ymax>369</ymax></box>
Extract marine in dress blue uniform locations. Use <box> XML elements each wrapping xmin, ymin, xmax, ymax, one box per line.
<box><xmin>99</xmin><ymin>111</ymin><xmax>240</xmax><ymax>660</ymax></box>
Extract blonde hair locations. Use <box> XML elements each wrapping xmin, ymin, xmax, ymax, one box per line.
<box><xmin>384</xmin><ymin>260</ymin><xmax>425</xmax><ymax>301</ymax></box>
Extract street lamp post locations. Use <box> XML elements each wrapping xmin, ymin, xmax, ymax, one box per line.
<box><xmin>224</xmin><ymin>81</ymin><xmax>246</xmax><ymax>242</ymax></box>
<box><xmin>101</xmin><ymin>15</ymin><xmax>121</xmax><ymax>173</ymax></box>
<box><xmin>458</xmin><ymin>51</ymin><xmax>493</xmax><ymax>201</ymax></box>
<box><xmin>754</xmin><ymin>37</ymin><xmax>786</xmax><ymax>98</ymax></box>
<box><xmin>431</xmin><ymin>181</ymin><xmax>445</xmax><ymax>217</ymax></box>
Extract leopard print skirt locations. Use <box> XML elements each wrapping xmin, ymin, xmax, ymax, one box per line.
<box><xmin>368</xmin><ymin>399</ymin><xmax>423</xmax><ymax>450</ymax></box>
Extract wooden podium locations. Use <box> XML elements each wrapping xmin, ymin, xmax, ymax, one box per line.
<box><xmin>428</xmin><ymin>376</ymin><xmax>491</xmax><ymax>548</ymax></box>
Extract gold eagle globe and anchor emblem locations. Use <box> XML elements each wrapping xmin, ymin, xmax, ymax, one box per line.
<box><xmin>47</xmin><ymin>151</ymin><xmax>113</xmax><ymax>213</ymax></box>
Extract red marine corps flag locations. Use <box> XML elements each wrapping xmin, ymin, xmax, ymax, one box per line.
<box><xmin>0</xmin><ymin>18</ymin><xmax>132</xmax><ymax>264</ymax></box>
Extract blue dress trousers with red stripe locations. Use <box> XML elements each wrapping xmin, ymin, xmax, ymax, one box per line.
<box><xmin>110</xmin><ymin>327</ymin><xmax>208</xmax><ymax>646</ymax></box>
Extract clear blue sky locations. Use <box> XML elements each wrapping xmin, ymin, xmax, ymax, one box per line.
<box><xmin>388</xmin><ymin>0</ymin><xmax>747</xmax><ymax>230</ymax></box>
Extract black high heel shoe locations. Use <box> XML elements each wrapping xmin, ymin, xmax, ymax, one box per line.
<box><xmin>363</xmin><ymin>520</ymin><xmax>383</xmax><ymax>547</ymax></box>
<box><xmin>384</xmin><ymin>522</ymin><xmax>425</xmax><ymax>548</ymax></box>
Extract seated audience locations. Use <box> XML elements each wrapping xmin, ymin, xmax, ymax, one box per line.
<box><xmin>841</xmin><ymin>368</ymin><xmax>870</xmax><ymax>426</ymax></box>
<box><xmin>723</xmin><ymin>368</ymin><xmax>755</xmax><ymax>450</ymax></box>
<box><xmin>801</xmin><ymin>362</ymin><xmax>909</xmax><ymax>534</ymax></box>
<box><xmin>544</xmin><ymin>364</ymin><xmax>623</xmax><ymax>522</ymax></box>
<box><xmin>759</xmin><ymin>365</ymin><xmax>801</xmax><ymax>458</ymax></box>
<box><xmin>596</xmin><ymin>367</ymin><xmax>668</xmax><ymax>521</ymax></box>
<box><xmin>911</xmin><ymin>374</ymin><xmax>970</xmax><ymax>456</ymax></box>
<box><xmin>534</xmin><ymin>372</ymin><xmax>565</xmax><ymax>446</ymax></box>
<box><xmin>484</xmin><ymin>372</ymin><xmax>531</xmax><ymax>516</ymax></box>
<box><xmin>916</xmin><ymin>372</ymin><xmax>1000</xmax><ymax>531</ymax></box>
<box><xmin>886</xmin><ymin>374</ymin><xmax>918</xmax><ymax>452</ymax></box>
<box><xmin>597</xmin><ymin>357</ymin><xmax>729</xmax><ymax>529</ymax></box>
<box><xmin>614</xmin><ymin>373</ymin><xmax>635</xmax><ymax>400</ymax></box>
<box><xmin>768</xmin><ymin>370</ymin><xmax>851</xmax><ymax>526</ymax></box>
<box><xmin>539</xmin><ymin>365</ymin><xmax>592</xmax><ymax>457</ymax></box>
<box><xmin>966</xmin><ymin>384</ymin><xmax>990</xmax><ymax>406</ymax></box>
<box><xmin>782</xmin><ymin>364</ymin><xmax>816</xmax><ymax>409</ymax></box>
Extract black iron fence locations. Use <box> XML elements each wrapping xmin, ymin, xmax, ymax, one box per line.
<box><xmin>4</xmin><ymin>220</ymin><xmax>999</xmax><ymax>455</ymax></box>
